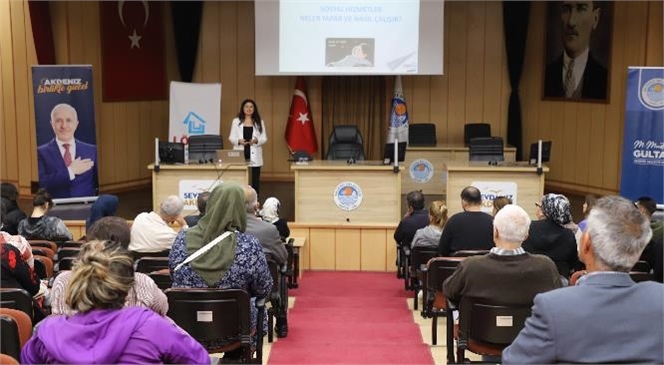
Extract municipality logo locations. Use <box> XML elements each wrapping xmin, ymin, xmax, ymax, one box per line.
<box><xmin>409</xmin><ymin>159</ymin><xmax>434</xmax><ymax>183</ymax></box>
<box><xmin>183</xmin><ymin>112</ymin><xmax>207</xmax><ymax>134</ymax></box>
<box><xmin>333</xmin><ymin>181</ymin><xmax>363</xmax><ymax>211</ymax></box>
<box><xmin>639</xmin><ymin>77</ymin><xmax>664</xmax><ymax>110</ymax></box>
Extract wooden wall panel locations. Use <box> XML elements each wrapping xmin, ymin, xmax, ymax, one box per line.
<box><xmin>1</xmin><ymin>1</ymin><xmax>661</xmax><ymax>199</ymax></box>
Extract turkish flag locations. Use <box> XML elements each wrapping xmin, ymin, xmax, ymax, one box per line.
<box><xmin>285</xmin><ymin>77</ymin><xmax>318</xmax><ymax>155</ymax></box>
<box><xmin>100</xmin><ymin>1</ymin><xmax>166</xmax><ymax>101</ymax></box>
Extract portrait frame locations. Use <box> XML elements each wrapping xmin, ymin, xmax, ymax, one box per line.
<box><xmin>542</xmin><ymin>1</ymin><xmax>614</xmax><ymax>103</ymax></box>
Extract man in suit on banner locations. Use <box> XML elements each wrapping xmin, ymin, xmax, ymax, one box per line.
<box><xmin>502</xmin><ymin>196</ymin><xmax>664</xmax><ymax>364</ymax></box>
<box><xmin>37</xmin><ymin>103</ymin><xmax>98</xmax><ymax>198</ymax></box>
<box><xmin>544</xmin><ymin>1</ymin><xmax>608</xmax><ymax>100</ymax></box>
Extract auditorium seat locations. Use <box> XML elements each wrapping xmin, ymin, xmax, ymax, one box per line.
<box><xmin>463</xmin><ymin>123</ymin><xmax>491</xmax><ymax>145</ymax></box>
<box><xmin>409</xmin><ymin>123</ymin><xmax>437</xmax><ymax>147</ymax></box>
<box><xmin>423</xmin><ymin>257</ymin><xmax>465</xmax><ymax>345</ymax></box>
<box><xmin>326</xmin><ymin>125</ymin><xmax>365</xmax><ymax>161</ymax></box>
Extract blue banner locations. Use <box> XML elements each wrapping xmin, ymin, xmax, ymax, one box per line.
<box><xmin>620</xmin><ymin>67</ymin><xmax>664</xmax><ymax>202</ymax></box>
<box><xmin>32</xmin><ymin>65</ymin><xmax>98</xmax><ymax>198</ymax></box>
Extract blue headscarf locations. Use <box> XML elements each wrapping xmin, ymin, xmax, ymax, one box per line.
<box><xmin>86</xmin><ymin>195</ymin><xmax>119</xmax><ymax>230</ymax></box>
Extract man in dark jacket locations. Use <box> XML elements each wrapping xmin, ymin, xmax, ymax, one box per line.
<box><xmin>394</xmin><ymin>190</ymin><xmax>428</xmax><ymax>278</ymax></box>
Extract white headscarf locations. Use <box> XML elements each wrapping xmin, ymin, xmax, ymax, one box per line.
<box><xmin>259</xmin><ymin>197</ymin><xmax>280</xmax><ymax>224</ymax></box>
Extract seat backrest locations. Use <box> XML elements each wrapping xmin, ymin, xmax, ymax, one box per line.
<box><xmin>631</xmin><ymin>260</ymin><xmax>651</xmax><ymax>273</ymax></box>
<box><xmin>426</xmin><ymin>257</ymin><xmax>465</xmax><ymax>292</ymax></box>
<box><xmin>469</xmin><ymin>137</ymin><xmax>504</xmax><ymax>162</ymax></box>
<box><xmin>28</xmin><ymin>240</ymin><xmax>57</xmax><ymax>252</ymax></box>
<box><xmin>467</xmin><ymin>302</ymin><xmax>531</xmax><ymax>346</ymax></box>
<box><xmin>134</xmin><ymin>257</ymin><xmax>170</xmax><ymax>274</ymax></box>
<box><xmin>165</xmin><ymin>288</ymin><xmax>251</xmax><ymax>343</ymax></box>
<box><xmin>464</xmin><ymin>123</ymin><xmax>491</xmax><ymax>145</ymax></box>
<box><xmin>629</xmin><ymin>271</ymin><xmax>654</xmax><ymax>283</ymax></box>
<box><xmin>409</xmin><ymin>123</ymin><xmax>437</xmax><ymax>147</ymax></box>
<box><xmin>452</xmin><ymin>250</ymin><xmax>490</xmax><ymax>257</ymax></box>
<box><xmin>0</xmin><ymin>353</ymin><xmax>19</xmax><ymax>364</ymax></box>
<box><xmin>34</xmin><ymin>256</ymin><xmax>54</xmax><ymax>278</ymax></box>
<box><xmin>61</xmin><ymin>241</ymin><xmax>84</xmax><ymax>249</ymax></box>
<box><xmin>0</xmin><ymin>289</ymin><xmax>33</xmax><ymax>323</ymax></box>
<box><xmin>327</xmin><ymin>125</ymin><xmax>365</xmax><ymax>161</ymax></box>
<box><xmin>0</xmin><ymin>308</ymin><xmax>32</xmax><ymax>348</ymax></box>
<box><xmin>0</xmin><ymin>315</ymin><xmax>20</xmax><ymax>361</ymax></box>
<box><xmin>131</xmin><ymin>250</ymin><xmax>171</xmax><ymax>261</ymax></box>
<box><xmin>148</xmin><ymin>269</ymin><xmax>173</xmax><ymax>290</ymax></box>
<box><xmin>54</xmin><ymin>257</ymin><xmax>76</xmax><ymax>272</ymax></box>
<box><xmin>410</xmin><ymin>246</ymin><xmax>439</xmax><ymax>271</ymax></box>
<box><xmin>54</xmin><ymin>247</ymin><xmax>80</xmax><ymax>261</ymax></box>
<box><xmin>31</xmin><ymin>247</ymin><xmax>55</xmax><ymax>260</ymax></box>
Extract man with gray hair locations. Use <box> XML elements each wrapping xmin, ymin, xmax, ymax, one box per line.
<box><xmin>129</xmin><ymin>195</ymin><xmax>187</xmax><ymax>253</ymax></box>
<box><xmin>503</xmin><ymin>196</ymin><xmax>664</xmax><ymax>364</ymax></box>
<box><xmin>443</xmin><ymin>204</ymin><xmax>562</xmax><ymax>359</ymax></box>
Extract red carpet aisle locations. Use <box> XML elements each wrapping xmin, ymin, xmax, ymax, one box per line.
<box><xmin>268</xmin><ymin>271</ymin><xmax>435</xmax><ymax>364</ymax></box>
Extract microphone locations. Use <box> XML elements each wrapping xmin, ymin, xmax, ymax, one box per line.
<box><xmin>346</xmin><ymin>157</ymin><xmax>356</xmax><ymax>165</ymax></box>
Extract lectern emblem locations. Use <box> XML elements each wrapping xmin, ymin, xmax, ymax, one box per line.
<box><xmin>333</xmin><ymin>181</ymin><xmax>363</xmax><ymax>211</ymax></box>
<box><xmin>409</xmin><ymin>159</ymin><xmax>434</xmax><ymax>183</ymax></box>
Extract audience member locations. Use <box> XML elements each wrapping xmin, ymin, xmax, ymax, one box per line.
<box><xmin>523</xmin><ymin>193</ymin><xmax>579</xmax><ymax>279</ymax></box>
<box><xmin>443</xmin><ymin>204</ymin><xmax>561</xmax><ymax>354</ymax></box>
<box><xmin>85</xmin><ymin>194</ymin><xmax>118</xmax><ymax>230</ymax></box>
<box><xmin>1</xmin><ymin>235</ymin><xmax>40</xmax><ymax>296</ymax></box>
<box><xmin>1</xmin><ymin>200</ymin><xmax>34</xmax><ymax>268</ymax></box>
<box><xmin>502</xmin><ymin>196</ymin><xmax>664</xmax><ymax>364</ymax></box>
<box><xmin>21</xmin><ymin>240</ymin><xmax>209</xmax><ymax>364</ymax></box>
<box><xmin>184</xmin><ymin>191</ymin><xmax>210</xmax><ymax>227</ymax></box>
<box><xmin>492</xmin><ymin>196</ymin><xmax>512</xmax><ymax>216</ymax></box>
<box><xmin>169</xmin><ymin>182</ymin><xmax>272</xmax><ymax>357</ymax></box>
<box><xmin>17</xmin><ymin>188</ymin><xmax>73</xmax><ymax>241</ymax></box>
<box><xmin>411</xmin><ymin>200</ymin><xmax>448</xmax><ymax>249</ymax></box>
<box><xmin>636</xmin><ymin>196</ymin><xmax>663</xmax><ymax>282</ymax></box>
<box><xmin>50</xmin><ymin>216</ymin><xmax>168</xmax><ymax>316</ymax></box>
<box><xmin>128</xmin><ymin>195</ymin><xmax>186</xmax><ymax>253</ymax></box>
<box><xmin>259</xmin><ymin>196</ymin><xmax>291</xmax><ymax>240</ymax></box>
<box><xmin>438</xmin><ymin>186</ymin><xmax>494</xmax><ymax>256</ymax></box>
<box><xmin>243</xmin><ymin>186</ymin><xmax>288</xmax><ymax>265</ymax></box>
<box><xmin>577</xmin><ymin>194</ymin><xmax>598</xmax><ymax>232</ymax></box>
<box><xmin>394</xmin><ymin>190</ymin><xmax>429</xmax><ymax>248</ymax></box>
<box><xmin>1</xmin><ymin>182</ymin><xmax>27</xmax><ymax>235</ymax></box>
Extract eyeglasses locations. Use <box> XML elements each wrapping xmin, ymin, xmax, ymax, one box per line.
<box><xmin>535</xmin><ymin>202</ymin><xmax>542</xmax><ymax>208</ymax></box>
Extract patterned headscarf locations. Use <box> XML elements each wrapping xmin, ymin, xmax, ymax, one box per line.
<box><xmin>540</xmin><ymin>193</ymin><xmax>573</xmax><ymax>226</ymax></box>
<box><xmin>259</xmin><ymin>197</ymin><xmax>280</xmax><ymax>224</ymax></box>
<box><xmin>185</xmin><ymin>182</ymin><xmax>247</xmax><ymax>286</ymax></box>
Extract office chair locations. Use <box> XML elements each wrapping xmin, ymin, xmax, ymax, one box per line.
<box><xmin>464</xmin><ymin>123</ymin><xmax>491</xmax><ymax>145</ymax></box>
<box><xmin>468</xmin><ymin>137</ymin><xmax>504</xmax><ymax>162</ymax></box>
<box><xmin>409</xmin><ymin>123</ymin><xmax>437</xmax><ymax>147</ymax></box>
<box><xmin>326</xmin><ymin>125</ymin><xmax>366</xmax><ymax>161</ymax></box>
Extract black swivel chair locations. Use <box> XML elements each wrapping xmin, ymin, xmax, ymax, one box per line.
<box><xmin>469</xmin><ymin>137</ymin><xmax>504</xmax><ymax>162</ymax></box>
<box><xmin>464</xmin><ymin>123</ymin><xmax>491</xmax><ymax>145</ymax></box>
<box><xmin>409</xmin><ymin>123</ymin><xmax>437</xmax><ymax>147</ymax></box>
<box><xmin>326</xmin><ymin>125</ymin><xmax>366</xmax><ymax>161</ymax></box>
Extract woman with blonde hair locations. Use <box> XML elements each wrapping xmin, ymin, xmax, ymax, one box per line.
<box><xmin>411</xmin><ymin>200</ymin><xmax>448</xmax><ymax>249</ymax></box>
<box><xmin>21</xmin><ymin>240</ymin><xmax>209</xmax><ymax>364</ymax></box>
<box><xmin>492</xmin><ymin>196</ymin><xmax>513</xmax><ymax>216</ymax></box>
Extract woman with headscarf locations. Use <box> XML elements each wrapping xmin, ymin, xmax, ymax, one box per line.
<box><xmin>169</xmin><ymin>182</ymin><xmax>272</xmax><ymax>358</ymax></box>
<box><xmin>523</xmin><ymin>193</ymin><xmax>579</xmax><ymax>280</ymax></box>
<box><xmin>259</xmin><ymin>197</ymin><xmax>290</xmax><ymax>240</ymax></box>
<box><xmin>85</xmin><ymin>194</ymin><xmax>119</xmax><ymax>231</ymax></box>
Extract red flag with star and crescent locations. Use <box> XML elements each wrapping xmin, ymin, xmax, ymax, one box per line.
<box><xmin>99</xmin><ymin>1</ymin><xmax>166</xmax><ymax>101</ymax></box>
<box><xmin>285</xmin><ymin>77</ymin><xmax>318</xmax><ymax>155</ymax></box>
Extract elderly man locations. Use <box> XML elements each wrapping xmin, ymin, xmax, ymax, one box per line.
<box><xmin>129</xmin><ymin>195</ymin><xmax>187</xmax><ymax>253</ymax></box>
<box><xmin>438</xmin><ymin>186</ymin><xmax>494</xmax><ymax>256</ymax></box>
<box><xmin>503</xmin><ymin>196</ymin><xmax>664</xmax><ymax>364</ymax></box>
<box><xmin>443</xmin><ymin>205</ymin><xmax>562</xmax><ymax>351</ymax></box>
<box><xmin>243</xmin><ymin>185</ymin><xmax>287</xmax><ymax>265</ymax></box>
<box><xmin>37</xmin><ymin>103</ymin><xmax>98</xmax><ymax>198</ymax></box>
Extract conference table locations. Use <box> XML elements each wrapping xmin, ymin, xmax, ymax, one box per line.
<box><xmin>402</xmin><ymin>143</ymin><xmax>517</xmax><ymax>195</ymax></box>
<box><xmin>147</xmin><ymin>163</ymin><xmax>248</xmax><ymax>212</ymax></box>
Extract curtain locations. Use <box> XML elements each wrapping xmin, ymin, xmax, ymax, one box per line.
<box><xmin>28</xmin><ymin>0</ymin><xmax>56</xmax><ymax>65</ymax></box>
<box><xmin>503</xmin><ymin>1</ymin><xmax>531</xmax><ymax>159</ymax></box>
<box><xmin>321</xmin><ymin>76</ymin><xmax>387</xmax><ymax>160</ymax></box>
<box><xmin>171</xmin><ymin>1</ymin><xmax>203</xmax><ymax>82</ymax></box>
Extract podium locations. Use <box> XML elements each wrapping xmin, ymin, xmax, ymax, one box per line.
<box><xmin>444</xmin><ymin>162</ymin><xmax>548</xmax><ymax>219</ymax></box>
<box><xmin>148</xmin><ymin>163</ymin><xmax>248</xmax><ymax>211</ymax></box>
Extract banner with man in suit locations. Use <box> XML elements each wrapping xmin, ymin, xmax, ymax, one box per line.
<box><xmin>620</xmin><ymin>67</ymin><xmax>664</xmax><ymax>202</ymax></box>
<box><xmin>32</xmin><ymin>65</ymin><xmax>98</xmax><ymax>199</ymax></box>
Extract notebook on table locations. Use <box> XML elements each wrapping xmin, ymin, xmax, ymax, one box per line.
<box><xmin>215</xmin><ymin>149</ymin><xmax>247</xmax><ymax>164</ymax></box>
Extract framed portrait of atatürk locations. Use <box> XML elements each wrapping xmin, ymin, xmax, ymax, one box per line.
<box><xmin>542</xmin><ymin>1</ymin><xmax>613</xmax><ymax>103</ymax></box>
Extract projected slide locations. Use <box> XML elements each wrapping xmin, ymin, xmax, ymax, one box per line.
<box><xmin>279</xmin><ymin>0</ymin><xmax>419</xmax><ymax>74</ymax></box>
